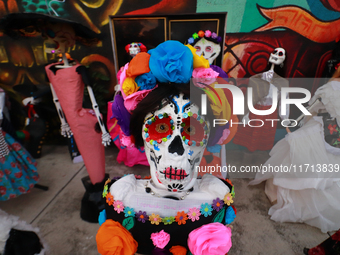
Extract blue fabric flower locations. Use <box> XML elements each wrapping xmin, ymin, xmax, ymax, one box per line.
<box><xmin>148</xmin><ymin>40</ymin><xmax>193</xmax><ymax>84</ymax></box>
<box><xmin>225</xmin><ymin>206</ymin><xmax>236</xmax><ymax>224</ymax></box>
<box><xmin>135</xmin><ymin>72</ymin><xmax>157</xmax><ymax>90</ymax></box>
<box><xmin>98</xmin><ymin>209</ymin><xmax>107</xmax><ymax>226</ymax></box>
<box><xmin>200</xmin><ymin>203</ymin><xmax>213</xmax><ymax>217</ymax></box>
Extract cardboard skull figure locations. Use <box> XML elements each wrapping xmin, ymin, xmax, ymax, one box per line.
<box><xmin>194</xmin><ymin>38</ymin><xmax>221</xmax><ymax>65</ymax></box>
<box><xmin>269</xmin><ymin>47</ymin><xmax>286</xmax><ymax>66</ymax></box>
<box><xmin>125</xmin><ymin>42</ymin><xmax>147</xmax><ymax>58</ymax></box>
<box><xmin>143</xmin><ymin>94</ymin><xmax>209</xmax><ymax>193</ymax></box>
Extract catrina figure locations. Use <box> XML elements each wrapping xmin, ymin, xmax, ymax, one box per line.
<box><xmin>97</xmin><ymin>41</ymin><xmax>236</xmax><ymax>255</ymax></box>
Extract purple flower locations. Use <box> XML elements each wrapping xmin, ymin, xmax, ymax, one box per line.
<box><xmin>211</xmin><ymin>32</ymin><xmax>218</xmax><ymax>39</ymax></box>
<box><xmin>136</xmin><ymin>210</ymin><xmax>147</xmax><ymax>223</ymax></box>
<box><xmin>212</xmin><ymin>198</ymin><xmax>224</xmax><ymax>212</ymax></box>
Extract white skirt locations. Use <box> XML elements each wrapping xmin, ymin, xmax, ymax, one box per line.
<box><xmin>250</xmin><ymin>116</ymin><xmax>340</xmax><ymax>233</ymax></box>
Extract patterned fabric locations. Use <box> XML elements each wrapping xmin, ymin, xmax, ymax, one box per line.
<box><xmin>319</xmin><ymin>113</ymin><xmax>340</xmax><ymax>149</ymax></box>
<box><xmin>0</xmin><ymin>129</ymin><xmax>9</xmax><ymax>157</ymax></box>
<box><xmin>0</xmin><ymin>130</ymin><xmax>39</xmax><ymax>201</ymax></box>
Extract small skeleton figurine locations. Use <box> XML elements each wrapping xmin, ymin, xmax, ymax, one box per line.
<box><xmin>188</xmin><ymin>30</ymin><xmax>222</xmax><ymax>65</ymax></box>
<box><xmin>125</xmin><ymin>42</ymin><xmax>147</xmax><ymax>58</ymax></box>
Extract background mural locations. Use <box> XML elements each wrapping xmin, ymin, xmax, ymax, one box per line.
<box><xmin>0</xmin><ymin>0</ymin><xmax>340</xmax><ymax>147</ymax></box>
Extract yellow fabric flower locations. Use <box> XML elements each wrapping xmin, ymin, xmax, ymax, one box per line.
<box><xmin>205</xmin><ymin>83</ymin><xmax>231</xmax><ymax>122</ymax></box>
<box><xmin>223</xmin><ymin>193</ymin><xmax>234</xmax><ymax>206</ymax></box>
<box><xmin>122</xmin><ymin>77</ymin><xmax>139</xmax><ymax>96</ymax></box>
<box><xmin>149</xmin><ymin>213</ymin><xmax>162</xmax><ymax>225</ymax></box>
<box><xmin>185</xmin><ymin>44</ymin><xmax>209</xmax><ymax>69</ymax></box>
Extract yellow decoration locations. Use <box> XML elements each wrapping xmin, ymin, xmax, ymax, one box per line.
<box><xmin>223</xmin><ymin>193</ymin><xmax>234</xmax><ymax>206</ymax></box>
<box><xmin>185</xmin><ymin>44</ymin><xmax>209</xmax><ymax>69</ymax></box>
<box><xmin>149</xmin><ymin>213</ymin><xmax>162</xmax><ymax>225</ymax></box>
<box><xmin>122</xmin><ymin>77</ymin><xmax>139</xmax><ymax>96</ymax></box>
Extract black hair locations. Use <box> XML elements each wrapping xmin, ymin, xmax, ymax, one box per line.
<box><xmin>189</xmin><ymin>36</ymin><xmax>221</xmax><ymax>46</ymax></box>
<box><xmin>130</xmin><ymin>82</ymin><xmax>215</xmax><ymax>147</ymax></box>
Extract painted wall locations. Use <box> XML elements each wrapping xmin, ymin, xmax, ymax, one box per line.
<box><xmin>0</xmin><ymin>0</ymin><xmax>339</xmax><ymax>126</ymax></box>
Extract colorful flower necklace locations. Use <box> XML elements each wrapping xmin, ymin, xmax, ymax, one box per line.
<box><xmin>102</xmin><ymin>178</ymin><xmax>235</xmax><ymax>226</ymax></box>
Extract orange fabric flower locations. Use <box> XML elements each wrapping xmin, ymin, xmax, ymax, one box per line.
<box><xmin>96</xmin><ymin>220</ymin><xmax>138</xmax><ymax>255</ymax></box>
<box><xmin>175</xmin><ymin>211</ymin><xmax>188</xmax><ymax>225</ymax></box>
<box><xmin>149</xmin><ymin>213</ymin><xmax>162</xmax><ymax>225</ymax></box>
<box><xmin>106</xmin><ymin>193</ymin><xmax>114</xmax><ymax>206</ymax></box>
<box><xmin>170</xmin><ymin>245</ymin><xmax>187</xmax><ymax>255</ymax></box>
<box><xmin>126</xmin><ymin>52</ymin><xmax>150</xmax><ymax>77</ymax></box>
<box><xmin>198</xmin><ymin>30</ymin><xmax>205</xmax><ymax>37</ymax></box>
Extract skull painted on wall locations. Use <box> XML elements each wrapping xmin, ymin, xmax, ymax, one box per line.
<box><xmin>269</xmin><ymin>47</ymin><xmax>286</xmax><ymax>66</ymax></box>
<box><xmin>193</xmin><ymin>38</ymin><xmax>221</xmax><ymax>65</ymax></box>
<box><xmin>142</xmin><ymin>94</ymin><xmax>209</xmax><ymax>193</ymax></box>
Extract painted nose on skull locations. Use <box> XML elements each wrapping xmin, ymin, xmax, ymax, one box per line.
<box><xmin>168</xmin><ymin>135</ymin><xmax>184</xmax><ymax>156</ymax></box>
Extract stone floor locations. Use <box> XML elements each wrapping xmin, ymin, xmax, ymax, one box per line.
<box><xmin>0</xmin><ymin>144</ymin><xmax>330</xmax><ymax>255</ymax></box>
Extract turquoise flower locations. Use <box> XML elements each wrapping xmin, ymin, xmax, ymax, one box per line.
<box><xmin>124</xmin><ymin>207</ymin><xmax>135</xmax><ymax>217</ymax></box>
<box><xmin>200</xmin><ymin>203</ymin><xmax>213</xmax><ymax>217</ymax></box>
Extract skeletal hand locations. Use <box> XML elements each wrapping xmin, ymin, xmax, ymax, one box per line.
<box><xmin>61</xmin><ymin>123</ymin><xmax>72</xmax><ymax>138</ymax></box>
<box><xmin>101</xmin><ymin>132</ymin><xmax>111</xmax><ymax>147</ymax></box>
<box><xmin>242</xmin><ymin>113</ymin><xmax>250</xmax><ymax>123</ymax></box>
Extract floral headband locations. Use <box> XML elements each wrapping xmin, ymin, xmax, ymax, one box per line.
<box><xmin>112</xmin><ymin>40</ymin><xmax>231</xmax><ymax>148</ymax></box>
<box><xmin>187</xmin><ymin>30</ymin><xmax>222</xmax><ymax>45</ymax></box>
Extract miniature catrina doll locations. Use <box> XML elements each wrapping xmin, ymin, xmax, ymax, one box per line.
<box><xmin>97</xmin><ymin>41</ymin><xmax>236</xmax><ymax>255</ymax></box>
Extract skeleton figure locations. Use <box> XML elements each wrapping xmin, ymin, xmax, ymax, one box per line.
<box><xmin>143</xmin><ymin>94</ymin><xmax>209</xmax><ymax>193</ymax></box>
<box><xmin>125</xmin><ymin>42</ymin><xmax>147</xmax><ymax>58</ymax></box>
<box><xmin>269</xmin><ymin>47</ymin><xmax>286</xmax><ymax>68</ymax></box>
<box><xmin>193</xmin><ymin>38</ymin><xmax>221</xmax><ymax>65</ymax></box>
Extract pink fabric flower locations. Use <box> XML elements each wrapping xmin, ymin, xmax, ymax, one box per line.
<box><xmin>120</xmin><ymin>133</ymin><xmax>134</xmax><ymax>147</ymax></box>
<box><xmin>205</xmin><ymin>30</ymin><xmax>212</xmax><ymax>37</ymax></box>
<box><xmin>113</xmin><ymin>200</ymin><xmax>124</xmax><ymax>214</ymax></box>
<box><xmin>188</xmin><ymin>207</ymin><xmax>201</xmax><ymax>222</ymax></box>
<box><xmin>192</xmin><ymin>67</ymin><xmax>219</xmax><ymax>87</ymax></box>
<box><xmin>124</xmin><ymin>85</ymin><xmax>158</xmax><ymax>113</ymax></box>
<box><xmin>188</xmin><ymin>223</ymin><xmax>232</xmax><ymax>255</ymax></box>
<box><xmin>217</xmin><ymin>128</ymin><xmax>231</xmax><ymax>145</ymax></box>
<box><xmin>150</xmin><ymin>230</ymin><xmax>170</xmax><ymax>249</ymax></box>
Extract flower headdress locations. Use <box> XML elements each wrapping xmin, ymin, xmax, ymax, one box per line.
<box><xmin>187</xmin><ymin>30</ymin><xmax>222</xmax><ymax>45</ymax></box>
<box><xmin>110</xmin><ymin>40</ymin><xmax>233</xmax><ymax>151</ymax></box>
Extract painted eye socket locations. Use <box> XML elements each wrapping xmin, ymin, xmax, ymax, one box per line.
<box><xmin>195</xmin><ymin>46</ymin><xmax>201</xmax><ymax>52</ymax></box>
<box><xmin>205</xmin><ymin>46</ymin><xmax>212</xmax><ymax>53</ymax></box>
<box><xmin>46</xmin><ymin>29</ymin><xmax>55</xmax><ymax>38</ymax></box>
<box><xmin>273</xmin><ymin>50</ymin><xmax>277</xmax><ymax>54</ymax></box>
<box><xmin>181</xmin><ymin>117</ymin><xmax>205</xmax><ymax>143</ymax></box>
<box><xmin>144</xmin><ymin>114</ymin><xmax>174</xmax><ymax>144</ymax></box>
<box><xmin>278</xmin><ymin>51</ymin><xmax>284</xmax><ymax>56</ymax></box>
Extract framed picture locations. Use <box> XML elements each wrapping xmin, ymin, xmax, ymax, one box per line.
<box><xmin>109</xmin><ymin>13</ymin><xmax>227</xmax><ymax>80</ymax></box>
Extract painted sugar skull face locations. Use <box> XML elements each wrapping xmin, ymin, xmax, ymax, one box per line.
<box><xmin>129</xmin><ymin>43</ymin><xmax>141</xmax><ymax>58</ymax></box>
<box><xmin>269</xmin><ymin>47</ymin><xmax>286</xmax><ymax>66</ymax></box>
<box><xmin>143</xmin><ymin>94</ymin><xmax>209</xmax><ymax>192</ymax></box>
<box><xmin>194</xmin><ymin>38</ymin><xmax>221</xmax><ymax>65</ymax></box>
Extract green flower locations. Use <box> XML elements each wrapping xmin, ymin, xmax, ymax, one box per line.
<box><xmin>102</xmin><ymin>185</ymin><xmax>108</xmax><ymax>198</ymax></box>
<box><xmin>163</xmin><ymin>216</ymin><xmax>175</xmax><ymax>225</ymax></box>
